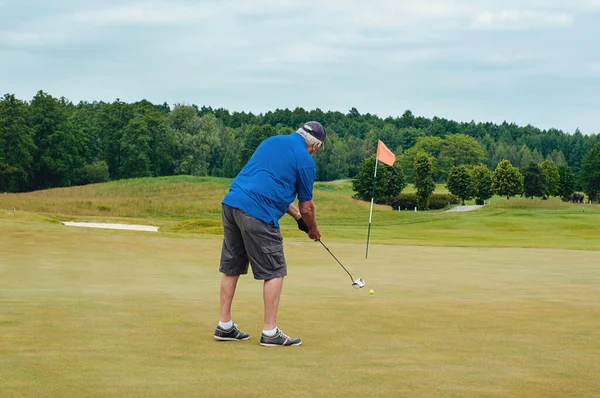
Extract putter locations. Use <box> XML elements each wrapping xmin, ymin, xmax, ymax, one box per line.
<box><xmin>318</xmin><ymin>240</ymin><xmax>365</xmax><ymax>289</ymax></box>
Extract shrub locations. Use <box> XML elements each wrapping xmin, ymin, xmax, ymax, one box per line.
<box><xmin>389</xmin><ymin>193</ymin><xmax>418</xmax><ymax>210</ymax></box>
<box><xmin>74</xmin><ymin>161</ymin><xmax>110</xmax><ymax>185</ymax></box>
<box><xmin>390</xmin><ymin>193</ymin><xmax>459</xmax><ymax>210</ymax></box>
<box><xmin>429</xmin><ymin>193</ymin><xmax>460</xmax><ymax>209</ymax></box>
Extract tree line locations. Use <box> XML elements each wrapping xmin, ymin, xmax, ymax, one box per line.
<box><xmin>1</xmin><ymin>91</ymin><xmax>599</xmax><ymax>197</ymax></box>
<box><xmin>353</xmin><ymin>152</ymin><xmax>599</xmax><ymax>209</ymax></box>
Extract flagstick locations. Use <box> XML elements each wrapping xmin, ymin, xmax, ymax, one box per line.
<box><xmin>365</xmin><ymin>157</ymin><xmax>379</xmax><ymax>259</ymax></box>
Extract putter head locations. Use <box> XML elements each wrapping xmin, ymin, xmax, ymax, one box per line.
<box><xmin>352</xmin><ymin>277</ymin><xmax>365</xmax><ymax>289</ymax></box>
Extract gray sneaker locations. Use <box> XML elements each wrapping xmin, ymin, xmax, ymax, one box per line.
<box><xmin>213</xmin><ymin>324</ymin><xmax>250</xmax><ymax>341</ymax></box>
<box><xmin>260</xmin><ymin>328</ymin><xmax>302</xmax><ymax>347</ymax></box>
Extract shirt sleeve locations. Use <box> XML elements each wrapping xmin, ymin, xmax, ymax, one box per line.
<box><xmin>296</xmin><ymin>166</ymin><xmax>316</xmax><ymax>202</ymax></box>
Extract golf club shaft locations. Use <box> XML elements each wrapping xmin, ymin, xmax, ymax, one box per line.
<box><xmin>318</xmin><ymin>240</ymin><xmax>355</xmax><ymax>282</ymax></box>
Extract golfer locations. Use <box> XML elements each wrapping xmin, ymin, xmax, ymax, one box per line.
<box><xmin>213</xmin><ymin>121</ymin><xmax>325</xmax><ymax>347</ymax></box>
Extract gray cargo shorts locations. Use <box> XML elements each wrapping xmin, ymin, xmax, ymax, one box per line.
<box><xmin>219</xmin><ymin>204</ymin><xmax>287</xmax><ymax>280</ymax></box>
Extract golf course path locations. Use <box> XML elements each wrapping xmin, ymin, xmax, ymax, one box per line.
<box><xmin>445</xmin><ymin>205</ymin><xmax>484</xmax><ymax>212</ymax></box>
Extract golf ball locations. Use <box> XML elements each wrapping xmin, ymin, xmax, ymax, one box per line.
<box><xmin>369</xmin><ymin>289</ymin><xmax>374</xmax><ymax>294</ymax></box>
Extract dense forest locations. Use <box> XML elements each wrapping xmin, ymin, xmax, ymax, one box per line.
<box><xmin>0</xmin><ymin>90</ymin><xmax>598</xmax><ymax>194</ymax></box>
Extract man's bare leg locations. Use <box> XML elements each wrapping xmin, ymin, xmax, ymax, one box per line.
<box><xmin>220</xmin><ymin>274</ymin><xmax>240</xmax><ymax>322</ymax></box>
<box><xmin>214</xmin><ymin>273</ymin><xmax>249</xmax><ymax>341</ymax></box>
<box><xmin>263</xmin><ymin>276</ymin><xmax>284</xmax><ymax>330</ymax></box>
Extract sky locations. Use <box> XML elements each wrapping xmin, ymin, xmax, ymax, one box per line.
<box><xmin>1</xmin><ymin>0</ymin><xmax>599</xmax><ymax>134</ymax></box>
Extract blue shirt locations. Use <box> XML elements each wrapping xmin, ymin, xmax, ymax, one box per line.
<box><xmin>222</xmin><ymin>133</ymin><xmax>316</xmax><ymax>227</ymax></box>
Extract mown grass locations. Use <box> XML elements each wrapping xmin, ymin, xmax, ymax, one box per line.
<box><xmin>2</xmin><ymin>177</ymin><xmax>600</xmax><ymax>397</ymax></box>
<box><xmin>1</xmin><ymin>220</ymin><xmax>599</xmax><ymax>397</ymax></box>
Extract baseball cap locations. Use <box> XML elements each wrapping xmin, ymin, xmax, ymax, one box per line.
<box><xmin>299</xmin><ymin>121</ymin><xmax>326</xmax><ymax>143</ymax></box>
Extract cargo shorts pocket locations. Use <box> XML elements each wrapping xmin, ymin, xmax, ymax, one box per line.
<box><xmin>260</xmin><ymin>243</ymin><xmax>286</xmax><ymax>272</ymax></box>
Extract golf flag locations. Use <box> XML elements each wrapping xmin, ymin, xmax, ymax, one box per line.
<box><xmin>366</xmin><ymin>140</ymin><xmax>396</xmax><ymax>258</ymax></box>
<box><xmin>376</xmin><ymin>139</ymin><xmax>396</xmax><ymax>166</ymax></box>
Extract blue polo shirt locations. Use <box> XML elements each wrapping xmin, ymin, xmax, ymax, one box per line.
<box><xmin>222</xmin><ymin>133</ymin><xmax>316</xmax><ymax>227</ymax></box>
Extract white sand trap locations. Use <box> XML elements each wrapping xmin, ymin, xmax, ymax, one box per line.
<box><xmin>445</xmin><ymin>205</ymin><xmax>484</xmax><ymax>212</ymax></box>
<box><xmin>62</xmin><ymin>222</ymin><xmax>159</xmax><ymax>232</ymax></box>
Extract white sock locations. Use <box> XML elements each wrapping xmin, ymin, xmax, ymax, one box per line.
<box><xmin>219</xmin><ymin>320</ymin><xmax>233</xmax><ymax>329</ymax></box>
<box><xmin>262</xmin><ymin>327</ymin><xmax>278</xmax><ymax>337</ymax></box>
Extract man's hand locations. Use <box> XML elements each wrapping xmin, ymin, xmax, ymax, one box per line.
<box><xmin>299</xmin><ymin>200</ymin><xmax>321</xmax><ymax>241</ymax></box>
<box><xmin>296</xmin><ymin>218</ymin><xmax>309</xmax><ymax>233</ymax></box>
<box><xmin>308</xmin><ymin>225</ymin><xmax>321</xmax><ymax>241</ymax></box>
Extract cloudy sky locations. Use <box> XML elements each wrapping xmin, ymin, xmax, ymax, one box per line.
<box><xmin>1</xmin><ymin>0</ymin><xmax>598</xmax><ymax>134</ymax></box>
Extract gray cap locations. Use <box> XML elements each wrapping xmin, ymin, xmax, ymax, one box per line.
<box><xmin>299</xmin><ymin>121</ymin><xmax>326</xmax><ymax>142</ymax></box>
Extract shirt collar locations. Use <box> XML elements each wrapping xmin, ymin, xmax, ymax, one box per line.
<box><xmin>292</xmin><ymin>132</ymin><xmax>306</xmax><ymax>145</ymax></box>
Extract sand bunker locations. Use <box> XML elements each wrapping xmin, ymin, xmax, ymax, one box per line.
<box><xmin>445</xmin><ymin>205</ymin><xmax>484</xmax><ymax>212</ymax></box>
<box><xmin>62</xmin><ymin>222</ymin><xmax>159</xmax><ymax>232</ymax></box>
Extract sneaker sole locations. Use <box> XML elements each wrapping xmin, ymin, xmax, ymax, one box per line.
<box><xmin>260</xmin><ymin>341</ymin><xmax>302</xmax><ymax>347</ymax></box>
<box><xmin>214</xmin><ymin>335</ymin><xmax>250</xmax><ymax>341</ymax></box>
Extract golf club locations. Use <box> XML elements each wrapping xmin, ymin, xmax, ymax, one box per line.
<box><xmin>318</xmin><ymin>240</ymin><xmax>365</xmax><ymax>289</ymax></box>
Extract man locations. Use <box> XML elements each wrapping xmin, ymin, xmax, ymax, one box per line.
<box><xmin>213</xmin><ymin>121</ymin><xmax>325</xmax><ymax>347</ymax></box>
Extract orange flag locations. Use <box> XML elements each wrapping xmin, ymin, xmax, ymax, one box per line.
<box><xmin>376</xmin><ymin>140</ymin><xmax>396</xmax><ymax>166</ymax></box>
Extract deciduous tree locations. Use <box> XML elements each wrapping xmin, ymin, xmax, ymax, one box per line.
<box><xmin>29</xmin><ymin>92</ymin><xmax>85</xmax><ymax>189</ymax></box>
<box><xmin>168</xmin><ymin>106</ymin><xmax>220</xmax><ymax>176</ymax></box>
<box><xmin>580</xmin><ymin>142</ymin><xmax>600</xmax><ymax>202</ymax></box>
<box><xmin>352</xmin><ymin>156</ymin><xmax>406</xmax><ymax>203</ymax></box>
<box><xmin>540</xmin><ymin>160</ymin><xmax>559</xmax><ymax>197</ymax></box>
<box><xmin>240</xmin><ymin>124</ymin><xmax>276</xmax><ymax>167</ymax></box>
<box><xmin>438</xmin><ymin>134</ymin><xmax>486</xmax><ymax>179</ymax></box>
<box><xmin>398</xmin><ymin>136</ymin><xmax>443</xmax><ymax>181</ymax></box>
<box><xmin>493</xmin><ymin>160</ymin><xmax>523</xmax><ymax>200</ymax></box>
<box><xmin>447</xmin><ymin>165</ymin><xmax>474</xmax><ymax>205</ymax></box>
<box><xmin>557</xmin><ymin>164</ymin><xmax>575</xmax><ymax>202</ymax></box>
<box><xmin>0</xmin><ymin>94</ymin><xmax>35</xmax><ymax>191</ymax></box>
<box><xmin>522</xmin><ymin>161</ymin><xmax>547</xmax><ymax>199</ymax></box>
<box><xmin>413</xmin><ymin>151</ymin><xmax>436</xmax><ymax>209</ymax></box>
<box><xmin>470</xmin><ymin>165</ymin><xmax>493</xmax><ymax>205</ymax></box>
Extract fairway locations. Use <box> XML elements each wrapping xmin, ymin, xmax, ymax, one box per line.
<box><xmin>2</xmin><ymin>215</ymin><xmax>600</xmax><ymax>397</ymax></box>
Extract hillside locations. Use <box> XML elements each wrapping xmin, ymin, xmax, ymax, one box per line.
<box><xmin>1</xmin><ymin>176</ymin><xmax>599</xmax><ymax>250</ymax></box>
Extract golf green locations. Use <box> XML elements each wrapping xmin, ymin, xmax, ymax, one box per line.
<box><xmin>2</xmin><ymin>218</ymin><xmax>599</xmax><ymax>397</ymax></box>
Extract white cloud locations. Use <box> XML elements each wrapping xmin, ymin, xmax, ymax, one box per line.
<box><xmin>256</xmin><ymin>42</ymin><xmax>350</xmax><ymax>70</ymax></box>
<box><xmin>70</xmin><ymin>3</ymin><xmax>219</xmax><ymax>25</ymax></box>
<box><xmin>1</xmin><ymin>0</ymin><xmax>599</xmax><ymax>133</ymax></box>
<box><xmin>292</xmin><ymin>0</ymin><xmax>475</xmax><ymax>31</ymax></box>
<box><xmin>67</xmin><ymin>0</ymin><xmax>306</xmax><ymax>26</ymax></box>
<box><xmin>582</xmin><ymin>0</ymin><xmax>600</xmax><ymax>8</ymax></box>
<box><xmin>0</xmin><ymin>31</ymin><xmax>41</xmax><ymax>46</ymax></box>
<box><xmin>341</xmin><ymin>0</ymin><xmax>469</xmax><ymax>28</ymax></box>
<box><xmin>386</xmin><ymin>47</ymin><xmax>449</xmax><ymax>66</ymax></box>
<box><xmin>474</xmin><ymin>9</ymin><xmax>574</xmax><ymax>29</ymax></box>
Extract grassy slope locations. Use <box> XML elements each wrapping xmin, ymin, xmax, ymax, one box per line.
<box><xmin>1</xmin><ymin>176</ymin><xmax>599</xmax><ymax>250</ymax></box>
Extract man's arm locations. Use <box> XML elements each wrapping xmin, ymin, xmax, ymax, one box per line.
<box><xmin>299</xmin><ymin>200</ymin><xmax>321</xmax><ymax>241</ymax></box>
<box><xmin>286</xmin><ymin>203</ymin><xmax>302</xmax><ymax>220</ymax></box>
<box><xmin>287</xmin><ymin>203</ymin><xmax>310</xmax><ymax>234</ymax></box>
